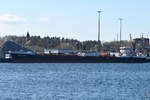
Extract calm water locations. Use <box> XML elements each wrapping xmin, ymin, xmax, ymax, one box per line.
<box><xmin>0</xmin><ymin>63</ymin><xmax>150</xmax><ymax>100</ymax></box>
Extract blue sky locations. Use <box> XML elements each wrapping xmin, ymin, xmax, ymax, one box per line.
<box><xmin>0</xmin><ymin>0</ymin><xmax>149</xmax><ymax>41</ymax></box>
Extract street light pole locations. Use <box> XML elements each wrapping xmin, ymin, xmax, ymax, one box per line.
<box><xmin>119</xmin><ymin>18</ymin><xmax>123</xmax><ymax>47</ymax></box>
<box><xmin>97</xmin><ymin>11</ymin><xmax>102</xmax><ymax>52</ymax></box>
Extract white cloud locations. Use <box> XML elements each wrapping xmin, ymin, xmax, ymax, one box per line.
<box><xmin>0</xmin><ymin>14</ymin><xmax>26</xmax><ymax>24</ymax></box>
<box><xmin>39</xmin><ymin>17</ymin><xmax>49</xmax><ymax>22</ymax></box>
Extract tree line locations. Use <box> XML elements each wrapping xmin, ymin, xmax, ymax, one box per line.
<box><xmin>0</xmin><ymin>35</ymin><xmax>132</xmax><ymax>52</ymax></box>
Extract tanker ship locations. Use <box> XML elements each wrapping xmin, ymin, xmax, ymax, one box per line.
<box><xmin>2</xmin><ymin>50</ymin><xmax>147</xmax><ymax>63</ymax></box>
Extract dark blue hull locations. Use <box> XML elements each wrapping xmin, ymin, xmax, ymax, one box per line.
<box><xmin>0</xmin><ymin>58</ymin><xmax>11</xmax><ymax>63</ymax></box>
<box><xmin>8</xmin><ymin>53</ymin><xmax>147</xmax><ymax>63</ymax></box>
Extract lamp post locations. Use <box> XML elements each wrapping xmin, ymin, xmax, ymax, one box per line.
<box><xmin>97</xmin><ymin>11</ymin><xmax>102</xmax><ymax>52</ymax></box>
<box><xmin>119</xmin><ymin>18</ymin><xmax>123</xmax><ymax>47</ymax></box>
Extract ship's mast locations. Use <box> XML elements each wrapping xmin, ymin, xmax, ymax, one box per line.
<box><xmin>97</xmin><ymin>11</ymin><xmax>102</xmax><ymax>52</ymax></box>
